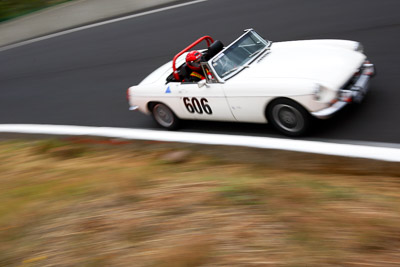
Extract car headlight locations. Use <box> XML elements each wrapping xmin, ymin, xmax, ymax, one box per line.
<box><xmin>313</xmin><ymin>84</ymin><xmax>322</xmax><ymax>101</ymax></box>
<box><xmin>313</xmin><ymin>84</ymin><xmax>335</xmax><ymax>102</ymax></box>
<box><xmin>354</xmin><ymin>42</ymin><xmax>364</xmax><ymax>53</ymax></box>
<box><xmin>313</xmin><ymin>84</ymin><xmax>328</xmax><ymax>101</ymax></box>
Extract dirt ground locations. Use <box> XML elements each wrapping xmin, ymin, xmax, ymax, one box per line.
<box><xmin>0</xmin><ymin>136</ymin><xmax>399</xmax><ymax>266</ymax></box>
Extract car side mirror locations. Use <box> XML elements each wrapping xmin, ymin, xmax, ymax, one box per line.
<box><xmin>197</xmin><ymin>79</ymin><xmax>208</xmax><ymax>88</ymax></box>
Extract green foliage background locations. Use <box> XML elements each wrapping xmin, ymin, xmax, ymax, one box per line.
<box><xmin>0</xmin><ymin>0</ymin><xmax>72</xmax><ymax>22</ymax></box>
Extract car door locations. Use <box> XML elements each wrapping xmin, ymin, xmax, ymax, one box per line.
<box><xmin>161</xmin><ymin>82</ymin><xmax>195</xmax><ymax>120</ymax></box>
<box><xmin>177</xmin><ymin>82</ymin><xmax>235</xmax><ymax>121</ymax></box>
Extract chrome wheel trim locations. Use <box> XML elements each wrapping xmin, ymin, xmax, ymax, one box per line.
<box><xmin>272</xmin><ymin>104</ymin><xmax>304</xmax><ymax>133</ymax></box>
<box><xmin>153</xmin><ymin>104</ymin><xmax>174</xmax><ymax>128</ymax></box>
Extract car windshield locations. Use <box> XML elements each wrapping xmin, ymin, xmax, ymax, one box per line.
<box><xmin>211</xmin><ymin>30</ymin><xmax>269</xmax><ymax>79</ymax></box>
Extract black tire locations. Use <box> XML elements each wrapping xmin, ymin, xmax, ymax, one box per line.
<box><xmin>151</xmin><ymin>103</ymin><xmax>180</xmax><ymax>130</ymax></box>
<box><xmin>267</xmin><ymin>98</ymin><xmax>311</xmax><ymax>136</ymax></box>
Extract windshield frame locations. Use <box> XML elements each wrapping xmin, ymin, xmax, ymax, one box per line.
<box><xmin>207</xmin><ymin>29</ymin><xmax>271</xmax><ymax>82</ymax></box>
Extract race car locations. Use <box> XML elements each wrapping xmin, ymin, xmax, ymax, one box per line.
<box><xmin>127</xmin><ymin>29</ymin><xmax>375</xmax><ymax>136</ymax></box>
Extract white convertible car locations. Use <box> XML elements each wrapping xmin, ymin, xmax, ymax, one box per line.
<box><xmin>127</xmin><ymin>29</ymin><xmax>375</xmax><ymax>136</ymax></box>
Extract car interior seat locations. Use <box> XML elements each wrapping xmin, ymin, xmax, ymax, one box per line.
<box><xmin>204</xmin><ymin>40</ymin><xmax>224</xmax><ymax>61</ymax></box>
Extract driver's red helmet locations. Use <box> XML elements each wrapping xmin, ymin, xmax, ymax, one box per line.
<box><xmin>186</xmin><ymin>50</ymin><xmax>202</xmax><ymax>71</ymax></box>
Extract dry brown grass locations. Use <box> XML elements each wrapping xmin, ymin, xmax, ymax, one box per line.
<box><xmin>0</xmin><ymin>137</ymin><xmax>399</xmax><ymax>267</ymax></box>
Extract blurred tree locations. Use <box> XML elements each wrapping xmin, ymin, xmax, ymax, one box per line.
<box><xmin>0</xmin><ymin>0</ymin><xmax>72</xmax><ymax>22</ymax></box>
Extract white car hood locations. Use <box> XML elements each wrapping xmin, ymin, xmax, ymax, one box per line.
<box><xmin>234</xmin><ymin>41</ymin><xmax>366</xmax><ymax>89</ymax></box>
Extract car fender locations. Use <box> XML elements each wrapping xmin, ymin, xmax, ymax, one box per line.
<box><xmin>222</xmin><ymin>78</ymin><xmax>331</xmax><ymax>123</ymax></box>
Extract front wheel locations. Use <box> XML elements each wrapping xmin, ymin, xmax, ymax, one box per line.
<box><xmin>151</xmin><ymin>103</ymin><xmax>180</xmax><ymax>130</ymax></box>
<box><xmin>267</xmin><ymin>99</ymin><xmax>311</xmax><ymax>136</ymax></box>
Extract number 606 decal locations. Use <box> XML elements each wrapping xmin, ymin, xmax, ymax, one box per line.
<box><xmin>183</xmin><ymin>97</ymin><xmax>213</xmax><ymax>115</ymax></box>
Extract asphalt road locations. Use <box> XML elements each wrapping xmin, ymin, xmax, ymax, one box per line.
<box><xmin>1</xmin><ymin>0</ymin><xmax>400</xmax><ymax>144</ymax></box>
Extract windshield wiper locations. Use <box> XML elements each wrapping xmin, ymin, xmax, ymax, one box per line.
<box><xmin>222</xmin><ymin>67</ymin><xmax>238</xmax><ymax>77</ymax></box>
<box><xmin>248</xmin><ymin>47</ymin><xmax>268</xmax><ymax>58</ymax></box>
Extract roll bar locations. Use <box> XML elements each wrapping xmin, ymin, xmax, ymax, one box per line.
<box><xmin>172</xmin><ymin>36</ymin><xmax>214</xmax><ymax>81</ymax></box>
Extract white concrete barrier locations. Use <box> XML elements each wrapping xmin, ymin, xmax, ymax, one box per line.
<box><xmin>0</xmin><ymin>124</ymin><xmax>399</xmax><ymax>162</ymax></box>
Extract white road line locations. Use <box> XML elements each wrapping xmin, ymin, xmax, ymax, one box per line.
<box><xmin>0</xmin><ymin>124</ymin><xmax>400</xmax><ymax>162</ymax></box>
<box><xmin>0</xmin><ymin>0</ymin><xmax>208</xmax><ymax>52</ymax></box>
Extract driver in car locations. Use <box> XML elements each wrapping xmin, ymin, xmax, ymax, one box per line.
<box><xmin>184</xmin><ymin>50</ymin><xmax>211</xmax><ymax>82</ymax></box>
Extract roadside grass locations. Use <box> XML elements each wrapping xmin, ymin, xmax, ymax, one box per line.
<box><xmin>0</xmin><ymin>138</ymin><xmax>400</xmax><ymax>266</ymax></box>
<box><xmin>0</xmin><ymin>0</ymin><xmax>73</xmax><ymax>23</ymax></box>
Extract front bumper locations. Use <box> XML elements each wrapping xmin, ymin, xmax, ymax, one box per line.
<box><xmin>311</xmin><ymin>61</ymin><xmax>375</xmax><ymax>119</ymax></box>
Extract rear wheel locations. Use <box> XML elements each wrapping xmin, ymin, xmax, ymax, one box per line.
<box><xmin>267</xmin><ymin>99</ymin><xmax>311</xmax><ymax>136</ymax></box>
<box><xmin>152</xmin><ymin>103</ymin><xmax>180</xmax><ymax>130</ymax></box>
